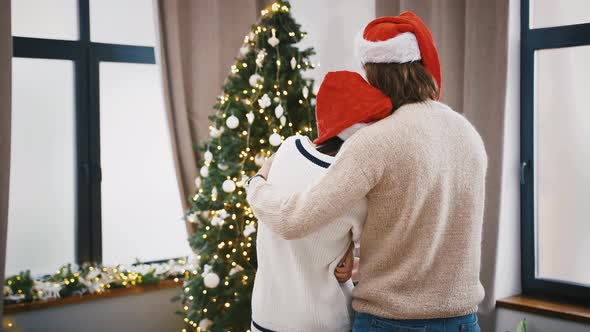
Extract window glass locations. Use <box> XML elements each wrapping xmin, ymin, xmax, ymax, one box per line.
<box><xmin>12</xmin><ymin>0</ymin><xmax>79</xmax><ymax>40</ymax></box>
<box><xmin>7</xmin><ymin>58</ymin><xmax>76</xmax><ymax>276</ymax></box>
<box><xmin>99</xmin><ymin>62</ymin><xmax>188</xmax><ymax>265</ymax></box>
<box><xmin>531</xmin><ymin>0</ymin><xmax>590</xmax><ymax>28</ymax></box>
<box><xmin>535</xmin><ymin>45</ymin><xmax>590</xmax><ymax>286</ymax></box>
<box><xmin>89</xmin><ymin>0</ymin><xmax>157</xmax><ymax>46</ymax></box>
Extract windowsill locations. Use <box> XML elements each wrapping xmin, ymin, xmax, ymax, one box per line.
<box><xmin>3</xmin><ymin>279</ymin><xmax>181</xmax><ymax>315</ymax></box>
<box><xmin>497</xmin><ymin>294</ymin><xmax>590</xmax><ymax>324</ymax></box>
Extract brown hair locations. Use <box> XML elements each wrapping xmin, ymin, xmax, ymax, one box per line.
<box><xmin>316</xmin><ymin>136</ymin><xmax>344</xmax><ymax>157</ymax></box>
<box><xmin>364</xmin><ymin>61</ymin><xmax>439</xmax><ymax>111</ymax></box>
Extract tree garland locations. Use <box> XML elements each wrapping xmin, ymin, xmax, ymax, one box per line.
<box><xmin>3</xmin><ymin>259</ymin><xmax>196</xmax><ymax>305</ymax></box>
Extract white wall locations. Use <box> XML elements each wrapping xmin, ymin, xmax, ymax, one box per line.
<box><xmin>496</xmin><ymin>308</ymin><xmax>590</xmax><ymax>332</ymax></box>
<box><xmin>289</xmin><ymin>0</ymin><xmax>375</xmax><ymax>86</ymax></box>
<box><xmin>3</xmin><ymin>287</ymin><xmax>184</xmax><ymax>332</ymax></box>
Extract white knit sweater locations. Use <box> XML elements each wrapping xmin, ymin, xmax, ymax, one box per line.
<box><xmin>248</xmin><ymin>100</ymin><xmax>487</xmax><ymax>320</ymax></box>
<box><xmin>251</xmin><ymin>136</ymin><xmax>367</xmax><ymax>332</ymax></box>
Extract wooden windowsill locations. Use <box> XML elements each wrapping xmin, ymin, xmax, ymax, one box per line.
<box><xmin>497</xmin><ymin>295</ymin><xmax>590</xmax><ymax>324</ymax></box>
<box><xmin>3</xmin><ymin>279</ymin><xmax>182</xmax><ymax>315</ymax></box>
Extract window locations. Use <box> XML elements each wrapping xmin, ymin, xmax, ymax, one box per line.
<box><xmin>7</xmin><ymin>0</ymin><xmax>188</xmax><ymax>275</ymax></box>
<box><xmin>521</xmin><ymin>0</ymin><xmax>590</xmax><ymax>302</ymax></box>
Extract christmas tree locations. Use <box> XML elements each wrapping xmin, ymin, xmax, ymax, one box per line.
<box><xmin>179</xmin><ymin>2</ymin><xmax>317</xmax><ymax>331</ymax></box>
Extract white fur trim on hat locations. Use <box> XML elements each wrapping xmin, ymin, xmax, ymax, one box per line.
<box><xmin>337</xmin><ymin>123</ymin><xmax>369</xmax><ymax>141</ymax></box>
<box><xmin>357</xmin><ymin>32</ymin><xmax>421</xmax><ymax>65</ymax></box>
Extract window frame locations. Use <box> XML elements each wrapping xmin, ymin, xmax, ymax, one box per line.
<box><xmin>520</xmin><ymin>0</ymin><xmax>590</xmax><ymax>303</ymax></box>
<box><xmin>12</xmin><ymin>0</ymin><xmax>156</xmax><ymax>264</ymax></box>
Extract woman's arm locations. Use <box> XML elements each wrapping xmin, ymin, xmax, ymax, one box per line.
<box><xmin>246</xmin><ymin>135</ymin><xmax>382</xmax><ymax>239</ymax></box>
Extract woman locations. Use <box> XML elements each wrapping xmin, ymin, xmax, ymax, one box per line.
<box><xmin>250</xmin><ymin>71</ymin><xmax>392</xmax><ymax>332</ymax></box>
<box><xmin>247</xmin><ymin>12</ymin><xmax>486</xmax><ymax>332</ymax></box>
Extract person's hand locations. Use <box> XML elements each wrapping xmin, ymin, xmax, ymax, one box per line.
<box><xmin>335</xmin><ymin>243</ymin><xmax>354</xmax><ymax>283</ymax></box>
<box><xmin>257</xmin><ymin>154</ymin><xmax>275</xmax><ymax>179</ymax></box>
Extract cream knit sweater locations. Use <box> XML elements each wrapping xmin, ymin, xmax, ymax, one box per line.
<box><xmin>247</xmin><ymin>100</ymin><xmax>487</xmax><ymax>320</ymax></box>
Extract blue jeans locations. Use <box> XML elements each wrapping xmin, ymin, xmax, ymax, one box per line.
<box><xmin>353</xmin><ymin>312</ymin><xmax>480</xmax><ymax>332</ymax></box>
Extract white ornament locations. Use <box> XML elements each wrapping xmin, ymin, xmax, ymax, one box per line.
<box><xmin>229</xmin><ymin>265</ymin><xmax>244</xmax><ymax>276</ymax></box>
<box><xmin>204</xmin><ymin>151</ymin><xmax>213</xmax><ymax>164</ymax></box>
<box><xmin>200</xmin><ymin>166</ymin><xmax>209</xmax><ymax>177</ymax></box>
<box><xmin>248</xmin><ymin>31</ymin><xmax>255</xmax><ymax>40</ymax></box>
<box><xmin>210</xmin><ymin>126</ymin><xmax>224</xmax><ymax>138</ymax></box>
<box><xmin>302</xmin><ymin>86</ymin><xmax>309</xmax><ymax>99</ymax></box>
<box><xmin>186</xmin><ymin>212</ymin><xmax>198</xmax><ymax>223</ymax></box>
<box><xmin>258</xmin><ymin>94</ymin><xmax>271</xmax><ymax>108</ymax></box>
<box><xmin>195</xmin><ymin>177</ymin><xmax>201</xmax><ymax>188</ymax></box>
<box><xmin>239</xmin><ymin>45</ymin><xmax>249</xmax><ymax>56</ymax></box>
<box><xmin>222</xmin><ymin>179</ymin><xmax>236</xmax><ymax>193</ymax></box>
<box><xmin>217</xmin><ymin>209</ymin><xmax>229</xmax><ymax>219</ymax></box>
<box><xmin>249</xmin><ymin>74</ymin><xmax>263</xmax><ymax>87</ymax></box>
<box><xmin>217</xmin><ymin>163</ymin><xmax>229</xmax><ymax>171</ymax></box>
<box><xmin>268</xmin><ymin>29</ymin><xmax>279</xmax><ymax>47</ymax></box>
<box><xmin>203</xmin><ymin>273</ymin><xmax>220</xmax><ymax>288</ymax></box>
<box><xmin>199</xmin><ymin>319</ymin><xmax>213</xmax><ymax>331</ymax></box>
<box><xmin>236</xmin><ymin>174</ymin><xmax>249</xmax><ymax>187</ymax></box>
<box><xmin>290</xmin><ymin>57</ymin><xmax>297</xmax><ymax>70</ymax></box>
<box><xmin>246</xmin><ymin>111</ymin><xmax>255</xmax><ymax>124</ymax></box>
<box><xmin>254</xmin><ymin>153</ymin><xmax>266</xmax><ymax>166</ymax></box>
<box><xmin>269</xmin><ymin>133</ymin><xmax>282</xmax><ymax>146</ymax></box>
<box><xmin>244</xmin><ymin>223</ymin><xmax>257</xmax><ymax>237</ymax></box>
<box><xmin>256</xmin><ymin>49</ymin><xmax>267</xmax><ymax>67</ymax></box>
<box><xmin>211</xmin><ymin>187</ymin><xmax>218</xmax><ymax>201</ymax></box>
<box><xmin>211</xmin><ymin>216</ymin><xmax>224</xmax><ymax>226</ymax></box>
<box><xmin>226</xmin><ymin>115</ymin><xmax>239</xmax><ymax>129</ymax></box>
<box><xmin>274</xmin><ymin>104</ymin><xmax>284</xmax><ymax>118</ymax></box>
<box><xmin>280</xmin><ymin>116</ymin><xmax>287</xmax><ymax>126</ymax></box>
<box><xmin>188</xmin><ymin>251</ymin><xmax>200</xmax><ymax>265</ymax></box>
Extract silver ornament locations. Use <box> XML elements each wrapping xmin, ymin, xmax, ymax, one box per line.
<box><xmin>222</xmin><ymin>179</ymin><xmax>236</xmax><ymax>193</ymax></box>
<box><xmin>226</xmin><ymin>115</ymin><xmax>239</xmax><ymax>129</ymax></box>
<box><xmin>200</xmin><ymin>166</ymin><xmax>209</xmax><ymax>177</ymax></box>
<box><xmin>249</xmin><ymin>74</ymin><xmax>263</xmax><ymax>87</ymax></box>
<box><xmin>268</xmin><ymin>29</ymin><xmax>279</xmax><ymax>47</ymax></box>
<box><xmin>246</xmin><ymin>112</ymin><xmax>255</xmax><ymax>124</ymax></box>
<box><xmin>254</xmin><ymin>153</ymin><xmax>266</xmax><ymax>166</ymax></box>
<box><xmin>203</xmin><ymin>273</ymin><xmax>220</xmax><ymax>288</ymax></box>
<box><xmin>269</xmin><ymin>132</ymin><xmax>282</xmax><ymax>146</ymax></box>
<box><xmin>204</xmin><ymin>150</ymin><xmax>213</xmax><ymax>164</ymax></box>
<box><xmin>302</xmin><ymin>86</ymin><xmax>309</xmax><ymax>99</ymax></box>
<box><xmin>274</xmin><ymin>104</ymin><xmax>284</xmax><ymax>118</ymax></box>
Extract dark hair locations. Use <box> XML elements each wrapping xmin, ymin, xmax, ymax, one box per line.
<box><xmin>364</xmin><ymin>61</ymin><xmax>439</xmax><ymax>110</ymax></box>
<box><xmin>315</xmin><ymin>136</ymin><xmax>344</xmax><ymax>157</ymax></box>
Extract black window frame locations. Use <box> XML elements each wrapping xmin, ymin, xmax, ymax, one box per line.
<box><xmin>521</xmin><ymin>0</ymin><xmax>590</xmax><ymax>303</ymax></box>
<box><xmin>12</xmin><ymin>0</ymin><xmax>155</xmax><ymax>264</ymax></box>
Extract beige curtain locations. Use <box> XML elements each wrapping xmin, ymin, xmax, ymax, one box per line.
<box><xmin>376</xmin><ymin>1</ymin><xmax>510</xmax><ymax>330</ymax></box>
<box><xmin>0</xmin><ymin>0</ymin><xmax>11</xmax><ymax>319</ymax></box>
<box><xmin>155</xmin><ymin>1</ymin><xmax>272</xmax><ymax>233</ymax></box>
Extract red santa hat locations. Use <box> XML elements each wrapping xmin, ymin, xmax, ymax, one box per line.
<box><xmin>357</xmin><ymin>11</ymin><xmax>442</xmax><ymax>99</ymax></box>
<box><xmin>314</xmin><ymin>71</ymin><xmax>392</xmax><ymax>145</ymax></box>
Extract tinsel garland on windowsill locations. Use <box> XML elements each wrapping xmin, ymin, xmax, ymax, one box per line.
<box><xmin>3</xmin><ymin>259</ymin><xmax>196</xmax><ymax>306</ymax></box>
